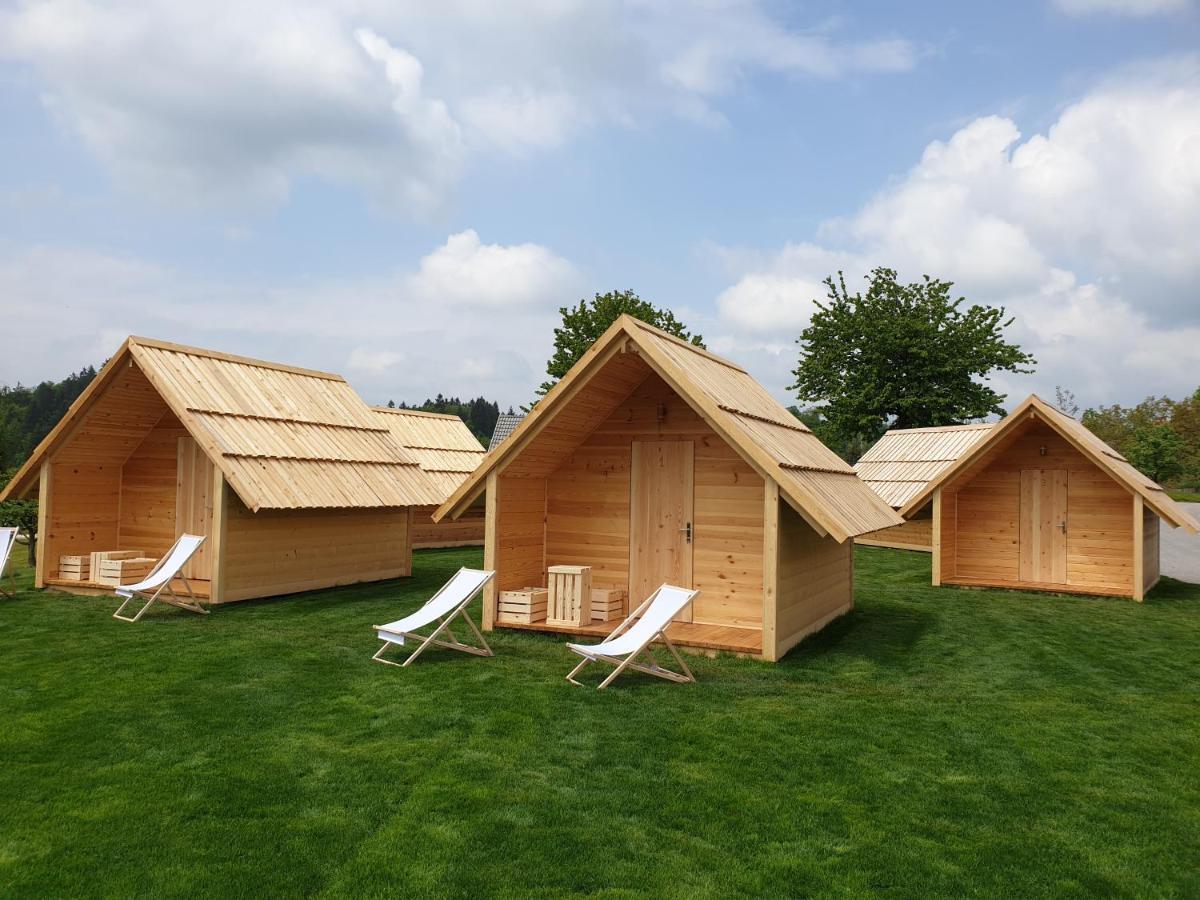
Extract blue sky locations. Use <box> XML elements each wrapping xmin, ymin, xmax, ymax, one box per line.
<box><xmin>1</xmin><ymin>0</ymin><xmax>1198</xmax><ymax>413</ymax></box>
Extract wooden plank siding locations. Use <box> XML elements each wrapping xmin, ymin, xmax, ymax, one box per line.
<box><xmin>543</xmin><ymin>374</ymin><xmax>765</xmax><ymax>628</ymax></box>
<box><xmin>220</xmin><ymin>493</ymin><xmax>411</xmax><ymax>603</ymax></box>
<box><xmin>118</xmin><ymin>413</ymin><xmax>187</xmax><ymax>561</ymax></box>
<box><xmin>942</xmin><ymin>420</ymin><xmax>1136</xmax><ymax>596</ymax></box>
<box><xmin>857</xmin><ymin>504</ymin><xmax>934</xmax><ymax>552</ymax></box>
<box><xmin>775</xmin><ymin>500</ymin><xmax>853</xmax><ymax>659</ymax></box>
<box><xmin>410</xmin><ymin>503</ymin><xmax>484</xmax><ymax>549</ymax></box>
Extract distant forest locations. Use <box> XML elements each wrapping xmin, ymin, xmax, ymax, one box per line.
<box><xmin>385</xmin><ymin>396</ymin><xmax>510</xmax><ymax>446</ymax></box>
<box><xmin>0</xmin><ymin>366</ymin><xmax>98</xmax><ymax>475</ymax></box>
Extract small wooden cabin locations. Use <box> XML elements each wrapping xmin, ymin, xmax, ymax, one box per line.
<box><xmin>373</xmin><ymin>407</ymin><xmax>485</xmax><ymax>549</ymax></box>
<box><xmin>900</xmin><ymin>395</ymin><xmax>1200</xmax><ymax>601</ymax></box>
<box><xmin>435</xmin><ymin>315</ymin><xmax>903</xmax><ymax>660</ymax></box>
<box><xmin>855</xmin><ymin>423</ymin><xmax>994</xmax><ymax>551</ymax></box>
<box><xmin>0</xmin><ymin>337</ymin><xmax>449</xmax><ymax>603</ymax></box>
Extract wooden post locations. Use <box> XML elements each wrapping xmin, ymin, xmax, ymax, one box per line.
<box><xmin>1132</xmin><ymin>493</ymin><xmax>1144</xmax><ymax>603</ymax></box>
<box><xmin>931</xmin><ymin>488</ymin><xmax>942</xmax><ymax>587</ymax></box>
<box><xmin>35</xmin><ymin>461</ymin><xmax>51</xmax><ymax>589</ymax></box>
<box><xmin>208</xmin><ymin>469</ymin><xmax>227</xmax><ymax>604</ymax></box>
<box><xmin>482</xmin><ymin>471</ymin><xmax>498</xmax><ymax>630</ymax></box>
<box><xmin>761</xmin><ymin>478</ymin><xmax>780</xmax><ymax>661</ymax></box>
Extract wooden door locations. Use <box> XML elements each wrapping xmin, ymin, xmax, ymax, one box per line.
<box><xmin>176</xmin><ymin>436</ymin><xmax>215</xmax><ymax>581</ymax></box>
<box><xmin>1019</xmin><ymin>469</ymin><xmax>1067</xmax><ymax>584</ymax></box>
<box><xmin>629</xmin><ymin>440</ymin><xmax>694</xmax><ymax>620</ymax></box>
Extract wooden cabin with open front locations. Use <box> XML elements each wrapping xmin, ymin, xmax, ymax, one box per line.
<box><xmin>0</xmin><ymin>337</ymin><xmax>449</xmax><ymax>604</ymax></box>
<box><xmin>434</xmin><ymin>315</ymin><xmax>903</xmax><ymax>660</ymax></box>
<box><xmin>899</xmin><ymin>395</ymin><xmax>1200</xmax><ymax>600</ymax></box>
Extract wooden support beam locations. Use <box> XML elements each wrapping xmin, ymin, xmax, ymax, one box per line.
<box><xmin>482</xmin><ymin>471</ymin><xmax>498</xmax><ymax>630</ymax></box>
<box><xmin>931</xmin><ymin>488</ymin><xmax>942</xmax><ymax>587</ymax></box>
<box><xmin>208</xmin><ymin>468</ymin><xmax>227</xmax><ymax>604</ymax></box>
<box><xmin>1132</xmin><ymin>493</ymin><xmax>1145</xmax><ymax>603</ymax></box>
<box><xmin>761</xmin><ymin>479</ymin><xmax>780</xmax><ymax>662</ymax></box>
<box><xmin>35</xmin><ymin>461</ymin><xmax>51</xmax><ymax>589</ymax></box>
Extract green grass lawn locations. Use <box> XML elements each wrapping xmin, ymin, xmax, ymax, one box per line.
<box><xmin>1</xmin><ymin>547</ymin><xmax>1198</xmax><ymax>897</ymax></box>
<box><xmin>1168</xmin><ymin>490</ymin><xmax>1200</xmax><ymax>503</ymax></box>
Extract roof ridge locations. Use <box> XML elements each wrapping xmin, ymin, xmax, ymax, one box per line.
<box><xmin>130</xmin><ymin>336</ymin><xmax>345</xmax><ymax>381</ymax></box>
<box><xmin>881</xmin><ymin>422</ymin><xmax>995</xmax><ymax>435</ymax></box>
<box><xmin>625</xmin><ymin>317</ymin><xmax>748</xmax><ymax>374</ymax></box>
<box><xmin>373</xmin><ymin>406</ymin><xmax>466</xmax><ymax>421</ymax></box>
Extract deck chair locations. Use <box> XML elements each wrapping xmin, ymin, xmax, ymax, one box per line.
<box><xmin>0</xmin><ymin>527</ymin><xmax>17</xmax><ymax>599</ymax></box>
<box><xmin>113</xmin><ymin>534</ymin><xmax>208</xmax><ymax>622</ymax></box>
<box><xmin>372</xmin><ymin>567</ymin><xmax>495</xmax><ymax>667</ymax></box>
<box><xmin>565</xmin><ymin>584</ymin><xmax>700</xmax><ymax>689</ymax></box>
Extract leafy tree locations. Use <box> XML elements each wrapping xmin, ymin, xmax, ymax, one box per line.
<box><xmin>0</xmin><ymin>467</ymin><xmax>37</xmax><ymax>566</ymax></box>
<box><xmin>536</xmin><ymin>290</ymin><xmax>704</xmax><ymax>400</ymax></box>
<box><xmin>790</xmin><ymin>268</ymin><xmax>1035</xmax><ymax>449</ymax></box>
<box><xmin>1054</xmin><ymin>386</ymin><xmax>1080</xmax><ymax>418</ymax></box>
<box><xmin>1082</xmin><ymin>396</ymin><xmax>1175</xmax><ymax>458</ymax></box>
<box><xmin>1126</xmin><ymin>424</ymin><xmax>1185</xmax><ymax>484</ymax></box>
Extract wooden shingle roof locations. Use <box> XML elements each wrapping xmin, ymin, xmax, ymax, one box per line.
<box><xmin>372</xmin><ymin>407</ymin><xmax>486</xmax><ymax>499</ymax></box>
<box><xmin>855</xmin><ymin>423</ymin><xmax>995</xmax><ymax>509</ymax></box>
<box><xmin>1</xmin><ymin>337</ymin><xmax>447</xmax><ymax>511</ymax></box>
<box><xmin>898</xmin><ymin>394</ymin><xmax>1200</xmax><ymax>532</ymax></box>
<box><xmin>436</xmin><ymin>315</ymin><xmax>903</xmax><ymax>542</ymax></box>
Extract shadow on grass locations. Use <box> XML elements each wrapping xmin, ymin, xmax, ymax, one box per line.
<box><xmin>780</xmin><ymin>603</ymin><xmax>936</xmax><ymax>670</ymax></box>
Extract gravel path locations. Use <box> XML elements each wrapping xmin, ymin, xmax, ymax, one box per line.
<box><xmin>1161</xmin><ymin>502</ymin><xmax>1200</xmax><ymax>585</ymax></box>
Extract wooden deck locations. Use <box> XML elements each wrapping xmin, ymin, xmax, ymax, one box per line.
<box><xmin>497</xmin><ymin>618</ymin><xmax>763</xmax><ymax>656</ymax></box>
<box><xmin>45</xmin><ymin>577</ymin><xmax>213</xmax><ymax>599</ymax></box>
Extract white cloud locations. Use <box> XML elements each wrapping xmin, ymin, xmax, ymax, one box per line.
<box><xmin>1053</xmin><ymin>0</ymin><xmax>1191</xmax><ymax>15</ymax></box>
<box><xmin>0</xmin><ymin>232</ymin><xmax>579</xmax><ymax>408</ymax></box>
<box><xmin>404</xmin><ymin>230</ymin><xmax>580</xmax><ymax>309</ymax></box>
<box><xmin>712</xmin><ymin>57</ymin><xmax>1200</xmax><ymax>408</ymax></box>
<box><xmin>0</xmin><ymin>0</ymin><xmax>919</xmax><ymax>209</ymax></box>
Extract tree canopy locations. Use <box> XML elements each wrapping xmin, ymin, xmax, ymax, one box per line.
<box><xmin>790</xmin><ymin>268</ymin><xmax>1035</xmax><ymax>450</ymax></box>
<box><xmin>388</xmin><ymin>395</ymin><xmax>500</xmax><ymax>446</ymax></box>
<box><xmin>535</xmin><ymin>290</ymin><xmax>703</xmax><ymax>400</ymax></box>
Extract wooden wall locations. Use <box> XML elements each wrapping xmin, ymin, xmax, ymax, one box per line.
<box><xmin>774</xmin><ymin>501</ymin><xmax>853</xmax><ymax>659</ymax></box>
<box><xmin>494</xmin><ymin>474</ymin><xmax>547</xmax><ymax>596</ymax></box>
<box><xmin>942</xmin><ymin>420</ymin><xmax>1135</xmax><ymax>595</ymax></box>
<box><xmin>543</xmin><ymin>373</ymin><xmax>765</xmax><ymax>627</ymax></box>
<box><xmin>119</xmin><ymin>413</ymin><xmax>187</xmax><ymax>559</ymax></box>
<box><xmin>221</xmin><ymin>495</ymin><xmax>412</xmax><ymax>603</ymax></box>
<box><xmin>411</xmin><ymin>503</ymin><xmax>485</xmax><ymax>549</ymax></box>
<box><xmin>1143</xmin><ymin>506</ymin><xmax>1160</xmax><ymax>594</ymax></box>
<box><xmin>857</xmin><ymin>503</ymin><xmax>933</xmax><ymax>552</ymax></box>
<box><xmin>44</xmin><ymin>462</ymin><xmax>120</xmax><ymax>575</ymax></box>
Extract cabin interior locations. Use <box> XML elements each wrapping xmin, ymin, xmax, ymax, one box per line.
<box><xmin>934</xmin><ymin>416</ymin><xmax>1157</xmax><ymax>598</ymax></box>
<box><xmin>37</xmin><ymin>360</ymin><xmax>215</xmax><ymax>594</ymax></box>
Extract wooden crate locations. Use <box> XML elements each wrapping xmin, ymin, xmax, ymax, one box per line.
<box><xmin>89</xmin><ymin>549</ymin><xmax>145</xmax><ymax>580</ymax></box>
<box><xmin>590</xmin><ymin>588</ymin><xmax>627</xmax><ymax>622</ymax></box>
<box><xmin>497</xmin><ymin>587</ymin><xmax>549</xmax><ymax>625</ymax></box>
<box><xmin>58</xmin><ymin>555</ymin><xmax>91</xmax><ymax>581</ymax></box>
<box><xmin>95</xmin><ymin>557</ymin><xmax>158</xmax><ymax>587</ymax></box>
<box><xmin>547</xmin><ymin>565</ymin><xmax>592</xmax><ymax>627</ymax></box>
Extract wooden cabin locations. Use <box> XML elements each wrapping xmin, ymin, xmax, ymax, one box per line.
<box><xmin>373</xmin><ymin>407</ymin><xmax>485</xmax><ymax>549</ymax></box>
<box><xmin>855</xmin><ymin>423</ymin><xmax>994</xmax><ymax>551</ymax></box>
<box><xmin>434</xmin><ymin>315</ymin><xmax>903</xmax><ymax>660</ymax></box>
<box><xmin>0</xmin><ymin>337</ymin><xmax>449</xmax><ymax>603</ymax></box>
<box><xmin>899</xmin><ymin>395</ymin><xmax>1200</xmax><ymax>601</ymax></box>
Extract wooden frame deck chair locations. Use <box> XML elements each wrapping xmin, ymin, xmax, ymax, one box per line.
<box><xmin>565</xmin><ymin>584</ymin><xmax>700</xmax><ymax>689</ymax></box>
<box><xmin>372</xmin><ymin>567</ymin><xmax>495</xmax><ymax>667</ymax></box>
<box><xmin>0</xmin><ymin>527</ymin><xmax>17</xmax><ymax>599</ymax></box>
<box><xmin>112</xmin><ymin>533</ymin><xmax>207</xmax><ymax>622</ymax></box>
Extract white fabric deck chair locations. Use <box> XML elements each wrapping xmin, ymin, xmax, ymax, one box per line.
<box><xmin>112</xmin><ymin>534</ymin><xmax>208</xmax><ymax>622</ymax></box>
<box><xmin>0</xmin><ymin>527</ymin><xmax>17</xmax><ymax>599</ymax></box>
<box><xmin>565</xmin><ymin>584</ymin><xmax>700</xmax><ymax>689</ymax></box>
<box><xmin>373</xmin><ymin>568</ymin><xmax>495</xmax><ymax>667</ymax></box>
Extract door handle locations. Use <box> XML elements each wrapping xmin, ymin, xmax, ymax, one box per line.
<box><xmin>1059</xmin><ymin>521</ymin><xmax>1067</xmax><ymax>535</ymax></box>
<box><xmin>680</xmin><ymin>522</ymin><xmax>692</xmax><ymax>543</ymax></box>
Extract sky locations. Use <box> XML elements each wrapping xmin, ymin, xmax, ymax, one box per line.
<box><xmin>1</xmin><ymin>0</ymin><xmax>1198</xmax><ymax>414</ymax></box>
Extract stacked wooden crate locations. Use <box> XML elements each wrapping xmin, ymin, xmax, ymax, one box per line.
<box><xmin>547</xmin><ymin>565</ymin><xmax>592</xmax><ymax>627</ymax></box>
<box><xmin>89</xmin><ymin>550</ymin><xmax>145</xmax><ymax>580</ymax></box>
<box><xmin>95</xmin><ymin>556</ymin><xmax>158</xmax><ymax>587</ymax></box>
<box><xmin>590</xmin><ymin>588</ymin><xmax>627</xmax><ymax>623</ymax></box>
<box><xmin>57</xmin><ymin>555</ymin><xmax>91</xmax><ymax>581</ymax></box>
<box><xmin>497</xmin><ymin>587</ymin><xmax>549</xmax><ymax>624</ymax></box>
